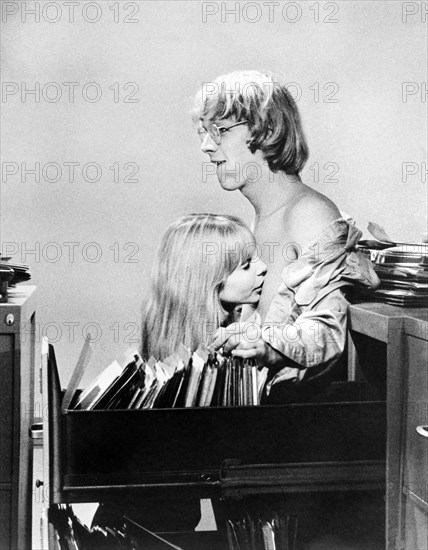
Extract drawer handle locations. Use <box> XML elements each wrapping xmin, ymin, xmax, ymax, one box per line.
<box><xmin>30</xmin><ymin>423</ymin><xmax>43</xmax><ymax>440</ymax></box>
<box><xmin>416</xmin><ymin>425</ymin><xmax>428</xmax><ymax>438</ymax></box>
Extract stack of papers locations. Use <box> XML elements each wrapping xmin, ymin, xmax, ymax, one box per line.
<box><xmin>357</xmin><ymin>243</ymin><xmax>428</xmax><ymax>306</ymax></box>
<box><xmin>0</xmin><ymin>257</ymin><xmax>31</xmax><ymax>285</ymax></box>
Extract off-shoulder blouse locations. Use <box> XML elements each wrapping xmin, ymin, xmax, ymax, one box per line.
<box><xmin>245</xmin><ymin>218</ymin><xmax>380</xmax><ymax>389</ymax></box>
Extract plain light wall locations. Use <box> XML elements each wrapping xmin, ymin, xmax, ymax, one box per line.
<box><xmin>1</xmin><ymin>0</ymin><xmax>426</xmax><ymax>384</ymax></box>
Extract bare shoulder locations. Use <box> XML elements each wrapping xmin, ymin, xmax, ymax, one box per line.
<box><xmin>286</xmin><ymin>187</ymin><xmax>341</xmax><ymax>250</ymax></box>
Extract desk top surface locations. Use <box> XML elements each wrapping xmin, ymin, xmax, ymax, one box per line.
<box><xmin>349</xmin><ymin>302</ymin><xmax>428</xmax><ymax>323</ymax></box>
<box><xmin>0</xmin><ymin>284</ymin><xmax>36</xmax><ymax>306</ymax></box>
<box><xmin>349</xmin><ymin>302</ymin><xmax>428</xmax><ymax>341</ymax></box>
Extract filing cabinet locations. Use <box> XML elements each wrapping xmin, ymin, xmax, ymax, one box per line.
<box><xmin>40</xmin><ymin>335</ymin><xmax>386</xmax><ymax>548</ymax></box>
<box><xmin>0</xmin><ymin>286</ymin><xmax>36</xmax><ymax>550</ymax></box>
<box><xmin>401</xmin><ymin>329</ymin><xmax>428</xmax><ymax>549</ymax></box>
<box><xmin>348</xmin><ymin>303</ymin><xmax>428</xmax><ymax>550</ymax></box>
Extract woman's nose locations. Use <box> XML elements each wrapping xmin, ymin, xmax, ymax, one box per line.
<box><xmin>257</xmin><ymin>259</ymin><xmax>267</xmax><ymax>276</ymax></box>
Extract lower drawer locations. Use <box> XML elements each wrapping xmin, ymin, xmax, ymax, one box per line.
<box><xmin>0</xmin><ymin>487</ymin><xmax>11</xmax><ymax>550</ymax></box>
<box><xmin>402</xmin><ymin>488</ymin><xmax>428</xmax><ymax>550</ymax></box>
<box><xmin>403</xmin><ymin>335</ymin><xmax>428</xmax><ymax>500</ymax></box>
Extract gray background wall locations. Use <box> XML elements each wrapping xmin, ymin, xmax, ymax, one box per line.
<box><xmin>1</xmin><ymin>0</ymin><xmax>426</xmax><ymax>384</ymax></box>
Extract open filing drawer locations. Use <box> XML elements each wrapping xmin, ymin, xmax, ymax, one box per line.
<box><xmin>41</xmin><ymin>343</ymin><xmax>386</xmax><ymax>506</ymax></box>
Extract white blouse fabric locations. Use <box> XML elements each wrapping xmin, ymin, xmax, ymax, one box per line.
<box><xmin>247</xmin><ymin>218</ymin><xmax>380</xmax><ymax>390</ymax></box>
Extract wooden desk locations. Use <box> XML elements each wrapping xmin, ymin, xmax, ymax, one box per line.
<box><xmin>348</xmin><ymin>303</ymin><xmax>428</xmax><ymax>550</ymax></box>
<box><xmin>40</xmin><ymin>332</ymin><xmax>386</xmax><ymax>550</ymax></box>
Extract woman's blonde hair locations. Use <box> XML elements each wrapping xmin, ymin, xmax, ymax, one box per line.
<box><xmin>141</xmin><ymin>213</ymin><xmax>255</xmax><ymax>360</ymax></box>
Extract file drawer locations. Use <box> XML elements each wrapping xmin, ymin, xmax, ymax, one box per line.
<box><xmin>403</xmin><ymin>335</ymin><xmax>428</xmax><ymax>503</ymax></box>
<box><xmin>43</xmin><ymin>343</ymin><xmax>386</xmax><ymax>505</ymax></box>
<box><xmin>402</xmin><ymin>489</ymin><xmax>428</xmax><ymax>550</ymax></box>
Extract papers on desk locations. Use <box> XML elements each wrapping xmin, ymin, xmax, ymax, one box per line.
<box><xmin>65</xmin><ymin>340</ymin><xmax>269</xmax><ymax>410</ymax></box>
<box><xmin>357</xmin><ymin>242</ymin><xmax>428</xmax><ymax>306</ymax></box>
<box><xmin>0</xmin><ymin>257</ymin><xmax>31</xmax><ymax>285</ymax></box>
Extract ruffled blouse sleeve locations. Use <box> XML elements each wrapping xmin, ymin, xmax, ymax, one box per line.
<box><xmin>261</xmin><ymin>219</ymin><xmax>380</xmax><ymax>385</ymax></box>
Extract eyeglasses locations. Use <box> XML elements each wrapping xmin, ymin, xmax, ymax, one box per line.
<box><xmin>198</xmin><ymin>120</ymin><xmax>247</xmax><ymax>145</ymax></box>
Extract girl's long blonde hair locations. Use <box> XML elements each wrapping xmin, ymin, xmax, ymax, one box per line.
<box><xmin>141</xmin><ymin>213</ymin><xmax>255</xmax><ymax>360</ymax></box>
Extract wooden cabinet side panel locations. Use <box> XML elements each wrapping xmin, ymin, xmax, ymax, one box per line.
<box><xmin>0</xmin><ymin>335</ymin><xmax>14</xmax><ymax>482</ymax></box>
<box><xmin>0</xmin><ymin>488</ymin><xmax>11</xmax><ymax>550</ymax></box>
<box><xmin>399</xmin><ymin>334</ymin><xmax>428</xmax><ymax>550</ymax></box>
<box><xmin>402</xmin><ymin>492</ymin><xmax>428</xmax><ymax>550</ymax></box>
<box><xmin>386</xmin><ymin>322</ymin><xmax>406</xmax><ymax>550</ymax></box>
<box><xmin>403</xmin><ymin>336</ymin><xmax>428</xmax><ymax>499</ymax></box>
<box><xmin>12</xmin><ymin>311</ymin><xmax>35</xmax><ymax>550</ymax></box>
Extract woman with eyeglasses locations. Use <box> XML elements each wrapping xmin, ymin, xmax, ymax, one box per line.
<box><xmin>193</xmin><ymin>70</ymin><xmax>379</xmax><ymax>403</ymax></box>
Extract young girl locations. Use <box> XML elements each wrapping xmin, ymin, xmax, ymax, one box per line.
<box><xmin>93</xmin><ymin>214</ymin><xmax>266</xmax><ymax>540</ymax></box>
<box><xmin>141</xmin><ymin>213</ymin><xmax>267</xmax><ymax>360</ymax></box>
